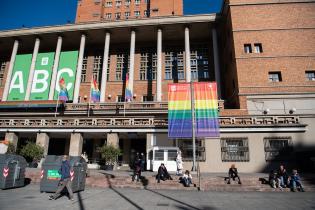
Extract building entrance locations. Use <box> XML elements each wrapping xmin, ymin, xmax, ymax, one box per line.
<box><xmin>48</xmin><ymin>138</ymin><xmax>69</xmax><ymax>155</ymax></box>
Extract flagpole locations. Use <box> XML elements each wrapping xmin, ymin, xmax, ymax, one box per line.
<box><xmin>88</xmin><ymin>81</ymin><xmax>92</xmax><ymax>117</ymax></box>
<box><xmin>191</xmin><ymin>81</ymin><xmax>196</xmax><ymax>171</ymax></box>
<box><xmin>55</xmin><ymin>91</ymin><xmax>60</xmax><ymax>118</ymax></box>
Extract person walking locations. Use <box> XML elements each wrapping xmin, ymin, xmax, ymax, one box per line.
<box><xmin>49</xmin><ymin>155</ymin><xmax>74</xmax><ymax>201</ymax></box>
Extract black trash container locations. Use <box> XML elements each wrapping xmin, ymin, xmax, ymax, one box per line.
<box><xmin>0</xmin><ymin>154</ymin><xmax>28</xmax><ymax>189</ymax></box>
<box><xmin>40</xmin><ymin>155</ymin><xmax>87</xmax><ymax>193</ymax></box>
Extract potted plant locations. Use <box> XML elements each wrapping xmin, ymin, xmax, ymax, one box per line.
<box><xmin>19</xmin><ymin>141</ymin><xmax>44</xmax><ymax>168</ymax></box>
<box><xmin>98</xmin><ymin>144</ymin><xmax>122</xmax><ymax>170</ymax></box>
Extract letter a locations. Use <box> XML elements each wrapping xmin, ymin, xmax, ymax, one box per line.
<box><xmin>9</xmin><ymin>71</ymin><xmax>24</xmax><ymax>93</ymax></box>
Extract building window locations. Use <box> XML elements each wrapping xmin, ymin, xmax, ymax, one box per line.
<box><xmin>165</xmin><ymin>51</ymin><xmax>185</xmax><ymax>80</ymax></box>
<box><xmin>92</xmin><ymin>13</ymin><xmax>100</xmax><ymax>17</ymax></box>
<box><xmin>125</xmin><ymin>12</ymin><xmax>130</xmax><ymax>18</ymax></box>
<box><xmin>93</xmin><ymin>55</ymin><xmax>102</xmax><ymax>81</ymax></box>
<box><xmin>254</xmin><ymin>43</ymin><xmax>263</xmax><ymax>53</ymax></box>
<box><xmin>94</xmin><ymin>0</ymin><xmax>101</xmax><ymax>5</ymax></box>
<box><xmin>134</xmin><ymin>11</ymin><xmax>140</xmax><ymax>17</ymax></box>
<box><xmin>268</xmin><ymin>72</ymin><xmax>282</xmax><ymax>82</ymax></box>
<box><xmin>81</xmin><ymin>56</ymin><xmax>88</xmax><ymax>83</ymax></box>
<box><xmin>164</xmin><ymin>52</ymin><xmax>173</xmax><ymax>80</ymax></box>
<box><xmin>244</xmin><ymin>44</ymin><xmax>252</xmax><ymax>54</ymax></box>
<box><xmin>305</xmin><ymin>71</ymin><xmax>315</xmax><ymax>81</ymax></box>
<box><xmin>144</xmin><ymin>10</ymin><xmax>149</xmax><ymax>17</ymax></box>
<box><xmin>116</xmin><ymin>54</ymin><xmax>129</xmax><ymax>81</ymax></box>
<box><xmin>106</xmin><ymin>1</ymin><xmax>112</xmax><ymax>7</ymax></box>
<box><xmin>190</xmin><ymin>48</ymin><xmax>210</xmax><ymax>81</ymax></box>
<box><xmin>177</xmin><ymin>52</ymin><xmax>184</xmax><ymax>80</ymax></box>
<box><xmin>139</xmin><ymin>52</ymin><xmax>156</xmax><ymax>81</ymax></box>
<box><xmin>135</xmin><ymin>0</ymin><xmax>141</xmax><ymax>5</ymax></box>
<box><xmin>143</xmin><ymin>95</ymin><xmax>154</xmax><ymax>102</ymax></box>
<box><xmin>115</xmin><ymin>12</ymin><xmax>121</xmax><ymax>19</ymax></box>
<box><xmin>105</xmin><ymin>13</ymin><xmax>112</xmax><ymax>19</ymax></box>
<box><xmin>117</xmin><ymin>95</ymin><xmax>124</xmax><ymax>102</ymax></box>
<box><xmin>125</xmin><ymin>0</ymin><xmax>130</xmax><ymax>5</ymax></box>
<box><xmin>115</xmin><ymin>0</ymin><xmax>122</xmax><ymax>7</ymax></box>
<box><xmin>151</xmin><ymin>53</ymin><xmax>157</xmax><ymax>80</ymax></box>
<box><xmin>140</xmin><ymin>53</ymin><xmax>148</xmax><ymax>80</ymax></box>
<box><xmin>177</xmin><ymin>139</ymin><xmax>206</xmax><ymax>161</ymax></box>
<box><xmin>221</xmin><ymin>138</ymin><xmax>249</xmax><ymax>162</ymax></box>
<box><xmin>264</xmin><ymin>137</ymin><xmax>293</xmax><ymax>161</ymax></box>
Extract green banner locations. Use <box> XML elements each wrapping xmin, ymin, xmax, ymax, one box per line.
<box><xmin>7</xmin><ymin>54</ymin><xmax>32</xmax><ymax>101</ymax></box>
<box><xmin>30</xmin><ymin>52</ymin><xmax>55</xmax><ymax>100</ymax></box>
<box><xmin>53</xmin><ymin>51</ymin><xmax>79</xmax><ymax>100</ymax></box>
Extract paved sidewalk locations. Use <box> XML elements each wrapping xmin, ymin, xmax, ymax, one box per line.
<box><xmin>1</xmin><ymin>184</ymin><xmax>315</xmax><ymax>210</ymax></box>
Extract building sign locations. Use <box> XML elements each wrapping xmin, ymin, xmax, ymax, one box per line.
<box><xmin>7</xmin><ymin>54</ymin><xmax>32</xmax><ymax>101</ymax></box>
<box><xmin>47</xmin><ymin>170</ymin><xmax>61</xmax><ymax>180</ymax></box>
<box><xmin>30</xmin><ymin>52</ymin><xmax>55</xmax><ymax>100</ymax></box>
<box><xmin>7</xmin><ymin>51</ymin><xmax>78</xmax><ymax>101</ymax></box>
<box><xmin>53</xmin><ymin>51</ymin><xmax>79</xmax><ymax>101</ymax></box>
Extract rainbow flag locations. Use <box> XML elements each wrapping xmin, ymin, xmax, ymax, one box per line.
<box><xmin>168</xmin><ymin>82</ymin><xmax>219</xmax><ymax>138</ymax></box>
<box><xmin>193</xmin><ymin>82</ymin><xmax>219</xmax><ymax>137</ymax></box>
<box><xmin>125</xmin><ymin>73</ymin><xmax>132</xmax><ymax>102</ymax></box>
<box><xmin>90</xmin><ymin>79</ymin><xmax>100</xmax><ymax>103</ymax></box>
<box><xmin>168</xmin><ymin>83</ymin><xmax>192</xmax><ymax>138</ymax></box>
<box><xmin>58</xmin><ymin>77</ymin><xmax>68</xmax><ymax>102</ymax></box>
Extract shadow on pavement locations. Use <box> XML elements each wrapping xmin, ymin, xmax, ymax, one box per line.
<box><xmin>77</xmin><ymin>191</ymin><xmax>86</xmax><ymax>210</ymax></box>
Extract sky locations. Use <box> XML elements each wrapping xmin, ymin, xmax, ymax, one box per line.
<box><xmin>0</xmin><ymin>0</ymin><xmax>223</xmax><ymax>31</ymax></box>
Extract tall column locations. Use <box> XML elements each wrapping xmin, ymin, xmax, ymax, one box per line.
<box><xmin>185</xmin><ymin>26</ymin><xmax>191</xmax><ymax>82</ymax></box>
<box><xmin>100</xmin><ymin>32</ymin><xmax>111</xmax><ymax>102</ymax></box>
<box><xmin>156</xmin><ymin>28</ymin><xmax>162</xmax><ymax>101</ymax></box>
<box><xmin>73</xmin><ymin>34</ymin><xmax>86</xmax><ymax>103</ymax></box>
<box><xmin>122</xmin><ymin>139</ymin><xmax>131</xmax><ymax>165</ymax></box>
<box><xmin>107</xmin><ymin>133</ymin><xmax>119</xmax><ymax>148</ymax></box>
<box><xmin>5</xmin><ymin>132</ymin><xmax>18</xmax><ymax>152</ymax></box>
<box><xmin>2</xmin><ymin>40</ymin><xmax>19</xmax><ymax>101</ymax></box>
<box><xmin>129</xmin><ymin>30</ymin><xmax>136</xmax><ymax>95</ymax></box>
<box><xmin>36</xmin><ymin>133</ymin><xmax>49</xmax><ymax>156</ymax></box>
<box><xmin>212</xmin><ymin>28</ymin><xmax>222</xmax><ymax>99</ymax></box>
<box><xmin>49</xmin><ymin>36</ymin><xmax>63</xmax><ymax>100</ymax></box>
<box><xmin>69</xmin><ymin>133</ymin><xmax>83</xmax><ymax>156</ymax></box>
<box><xmin>25</xmin><ymin>38</ymin><xmax>40</xmax><ymax>100</ymax></box>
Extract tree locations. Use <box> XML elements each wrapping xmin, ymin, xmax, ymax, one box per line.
<box><xmin>20</xmin><ymin>141</ymin><xmax>44</xmax><ymax>163</ymax></box>
<box><xmin>98</xmin><ymin>144</ymin><xmax>122</xmax><ymax>166</ymax></box>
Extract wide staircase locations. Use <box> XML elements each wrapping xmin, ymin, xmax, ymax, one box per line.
<box><xmin>26</xmin><ymin>168</ymin><xmax>315</xmax><ymax>192</ymax></box>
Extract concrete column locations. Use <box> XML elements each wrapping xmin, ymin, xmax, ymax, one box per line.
<box><xmin>129</xmin><ymin>30</ymin><xmax>136</xmax><ymax>95</ymax></box>
<box><xmin>73</xmin><ymin>34</ymin><xmax>86</xmax><ymax>103</ymax></box>
<box><xmin>25</xmin><ymin>38</ymin><xmax>40</xmax><ymax>101</ymax></box>
<box><xmin>69</xmin><ymin>133</ymin><xmax>83</xmax><ymax>156</ymax></box>
<box><xmin>2</xmin><ymin>40</ymin><xmax>19</xmax><ymax>101</ymax></box>
<box><xmin>212</xmin><ymin>28</ymin><xmax>222</xmax><ymax>99</ymax></box>
<box><xmin>100</xmin><ymin>32</ymin><xmax>111</xmax><ymax>102</ymax></box>
<box><xmin>185</xmin><ymin>27</ymin><xmax>191</xmax><ymax>82</ymax></box>
<box><xmin>36</xmin><ymin>133</ymin><xmax>49</xmax><ymax>156</ymax></box>
<box><xmin>156</xmin><ymin>28</ymin><xmax>162</xmax><ymax>101</ymax></box>
<box><xmin>49</xmin><ymin>36</ymin><xmax>63</xmax><ymax>100</ymax></box>
<box><xmin>107</xmin><ymin>133</ymin><xmax>119</xmax><ymax>148</ymax></box>
<box><xmin>5</xmin><ymin>132</ymin><xmax>18</xmax><ymax>152</ymax></box>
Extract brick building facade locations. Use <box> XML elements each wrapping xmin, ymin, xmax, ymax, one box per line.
<box><xmin>0</xmin><ymin>0</ymin><xmax>314</xmax><ymax>173</ymax></box>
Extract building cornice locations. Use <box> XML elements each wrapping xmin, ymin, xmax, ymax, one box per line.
<box><xmin>0</xmin><ymin>14</ymin><xmax>217</xmax><ymax>38</ymax></box>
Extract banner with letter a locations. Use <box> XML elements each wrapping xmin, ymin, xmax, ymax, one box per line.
<box><xmin>30</xmin><ymin>52</ymin><xmax>55</xmax><ymax>100</ymax></box>
<box><xmin>53</xmin><ymin>51</ymin><xmax>78</xmax><ymax>101</ymax></box>
<box><xmin>168</xmin><ymin>83</ymin><xmax>192</xmax><ymax>138</ymax></box>
<box><xmin>193</xmin><ymin>82</ymin><xmax>219</xmax><ymax>137</ymax></box>
<box><xmin>7</xmin><ymin>54</ymin><xmax>32</xmax><ymax>101</ymax></box>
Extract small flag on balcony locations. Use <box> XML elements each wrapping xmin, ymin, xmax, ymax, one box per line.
<box><xmin>193</xmin><ymin>82</ymin><xmax>219</xmax><ymax>137</ymax></box>
<box><xmin>58</xmin><ymin>77</ymin><xmax>68</xmax><ymax>102</ymax></box>
<box><xmin>125</xmin><ymin>73</ymin><xmax>132</xmax><ymax>102</ymax></box>
<box><xmin>90</xmin><ymin>79</ymin><xmax>100</xmax><ymax>103</ymax></box>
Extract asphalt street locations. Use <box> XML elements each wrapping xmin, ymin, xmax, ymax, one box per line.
<box><xmin>0</xmin><ymin>184</ymin><xmax>315</xmax><ymax>210</ymax></box>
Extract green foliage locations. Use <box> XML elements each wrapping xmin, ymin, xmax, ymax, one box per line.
<box><xmin>6</xmin><ymin>142</ymin><xmax>16</xmax><ymax>154</ymax></box>
<box><xmin>98</xmin><ymin>144</ymin><xmax>122</xmax><ymax>165</ymax></box>
<box><xmin>20</xmin><ymin>141</ymin><xmax>44</xmax><ymax>162</ymax></box>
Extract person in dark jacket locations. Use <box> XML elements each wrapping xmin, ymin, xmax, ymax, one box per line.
<box><xmin>290</xmin><ymin>169</ymin><xmax>305</xmax><ymax>192</ymax></box>
<box><xmin>227</xmin><ymin>164</ymin><xmax>242</xmax><ymax>184</ymax></box>
<box><xmin>269</xmin><ymin>170</ymin><xmax>280</xmax><ymax>189</ymax></box>
<box><xmin>277</xmin><ymin>165</ymin><xmax>289</xmax><ymax>188</ymax></box>
<box><xmin>156</xmin><ymin>163</ymin><xmax>172</xmax><ymax>183</ymax></box>
<box><xmin>49</xmin><ymin>155</ymin><xmax>74</xmax><ymax>201</ymax></box>
<box><xmin>132</xmin><ymin>157</ymin><xmax>141</xmax><ymax>182</ymax></box>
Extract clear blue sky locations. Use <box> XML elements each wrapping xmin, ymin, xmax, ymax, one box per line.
<box><xmin>0</xmin><ymin>0</ymin><xmax>223</xmax><ymax>31</ymax></box>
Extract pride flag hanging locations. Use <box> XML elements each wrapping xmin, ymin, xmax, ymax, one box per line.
<box><xmin>193</xmin><ymin>82</ymin><xmax>219</xmax><ymax>137</ymax></box>
<box><xmin>168</xmin><ymin>82</ymin><xmax>219</xmax><ymax>138</ymax></box>
<box><xmin>125</xmin><ymin>73</ymin><xmax>132</xmax><ymax>102</ymax></box>
<box><xmin>168</xmin><ymin>83</ymin><xmax>192</xmax><ymax>138</ymax></box>
<box><xmin>90</xmin><ymin>79</ymin><xmax>100</xmax><ymax>103</ymax></box>
<box><xmin>58</xmin><ymin>77</ymin><xmax>68</xmax><ymax>102</ymax></box>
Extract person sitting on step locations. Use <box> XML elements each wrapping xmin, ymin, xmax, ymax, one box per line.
<box><xmin>269</xmin><ymin>170</ymin><xmax>281</xmax><ymax>189</ymax></box>
<box><xmin>290</xmin><ymin>169</ymin><xmax>305</xmax><ymax>192</ymax></box>
<box><xmin>180</xmin><ymin>170</ymin><xmax>193</xmax><ymax>187</ymax></box>
<box><xmin>156</xmin><ymin>163</ymin><xmax>173</xmax><ymax>183</ymax></box>
<box><xmin>277</xmin><ymin>165</ymin><xmax>289</xmax><ymax>188</ymax></box>
<box><xmin>227</xmin><ymin>164</ymin><xmax>242</xmax><ymax>184</ymax></box>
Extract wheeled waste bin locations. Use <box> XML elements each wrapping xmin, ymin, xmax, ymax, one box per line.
<box><xmin>40</xmin><ymin>155</ymin><xmax>87</xmax><ymax>193</ymax></box>
<box><xmin>0</xmin><ymin>154</ymin><xmax>27</xmax><ymax>189</ymax></box>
